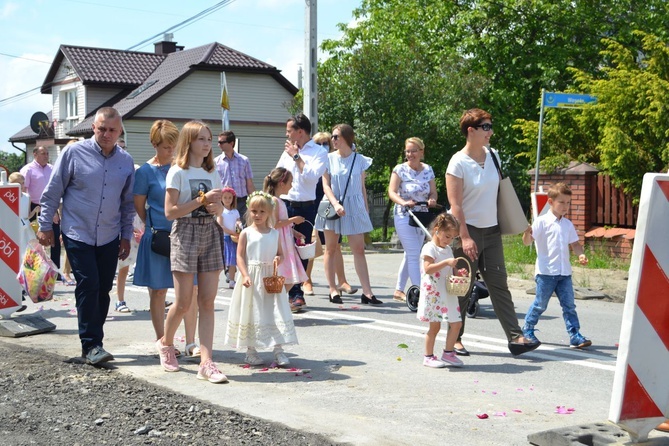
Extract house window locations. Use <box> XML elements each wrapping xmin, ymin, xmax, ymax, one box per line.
<box><xmin>64</xmin><ymin>89</ymin><xmax>78</xmax><ymax>119</ymax></box>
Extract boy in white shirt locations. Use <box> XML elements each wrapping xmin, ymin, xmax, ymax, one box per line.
<box><xmin>522</xmin><ymin>182</ymin><xmax>592</xmax><ymax>349</ymax></box>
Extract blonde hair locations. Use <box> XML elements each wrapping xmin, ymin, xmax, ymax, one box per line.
<box><xmin>405</xmin><ymin>137</ymin><xmax>425</xmax><ymax>151</ymax></box>
<box><xmin>150</xmin><ymin>119</ymin><xmax>179</xmax><ymax>148</ymax></box>
<box><xmin>245</xmin><ymin>194</ymin><xmax>276</xmax><ymax>227</ymax></box>
<box><xmin>9</xmin><ymin>172</ymin><xmax>24</xmax><ymax>184</ymax></box>
<box><xmin>174</xmin><ymin>121</ymin><xmax>215</xmax><ymax>172</ymax></box>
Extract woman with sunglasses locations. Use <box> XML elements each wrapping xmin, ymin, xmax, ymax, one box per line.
<box><xmin>315</xmin><ymin>124</ymin><xmax>381</xmax><ymax>305</ymax></box>
<box><xmin>445</xmin><ymin>108</ymin><xmax>540</xmax><ymax>357</ymax></box>
<box><xmin>387</xmin><ymin>137</ymin><xmax>438</xmax><ymax>302</ymax></box>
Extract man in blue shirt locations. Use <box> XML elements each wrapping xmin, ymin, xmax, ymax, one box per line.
<box><xmin>37</xmin><ymin>107</ymin><xmax>135</xmax><ymax>365</ymax></box>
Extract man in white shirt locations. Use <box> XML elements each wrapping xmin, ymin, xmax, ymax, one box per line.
<box><xmin>276</xmin><ymin>114</ymin><xmax>327</xmax><ymax>306</ymax></box>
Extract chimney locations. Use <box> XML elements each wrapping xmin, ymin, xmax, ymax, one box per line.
<box><xmin>154</xmin><ymin>33</ymin><xmax>184</xmax><ymax>54</ymax></box>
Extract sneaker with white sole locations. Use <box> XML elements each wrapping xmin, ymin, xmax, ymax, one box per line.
<box><xmin>570</xmin><ymin>333</ymin><xmax>592</xmax><ymax>349</ymax></box>
<box><xmin>274</xmin><ymin>351</ymin><xmax>290</xmax><ymax>366</ymax></box>
<box><xmin>423</xmin><ymin>355</ymin><xmax>446</xmax><ymax>368</ymax></box>
<box><xmin>245</xmin><ymin>352</ymin><xmax>264</xmax><ymax>365</ymax></box>
<box><xmin>197</xmin><ymin>359</ymin><xmax>228</xmax><ymax>383</ymax></box>
<box><xmin>440</xmin><ymin>351</ymin><xmax>464</xmax><ymax>367</ymax></box>
<box><xmin>228</xmin><ymin>280</ymin><xmax>236</xmax><ymax>289</ymax></box>
<box><xmin>156</xmin><ymin>339</ymin><xmax>179</xmax><ymax>372</ymax></box>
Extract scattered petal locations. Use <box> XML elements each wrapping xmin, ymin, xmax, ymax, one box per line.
<box><xmin>68</xmin><ymin>309</ymin><xmax>77</xmax><ymax>315</ymax></box>
<box><xmin>286</xmin><ymin>367</ymin><xmax>300</xmax><ymax>372</ymax></box>
<box><xmin>349</xmin><ymin>306</ymin><xmax>360</xmax><ymax>310</ymax></box>
<box><xmin>269</xmin><ymin>362</ymin><xmax>278</xmax><ymax>368</ymax></box>
<box><xmin>259</xmin><ymin>367</ymin><xmax>269</xmax><ymax>372</ymax></box>
<box><xmin>555</xmin><ymin>406</ymin><xmax>575</xmax><ymax>414</ymax></box>
<box><xmin>491</xmin><ymin>391</ymin><xmax>497</xmax><ymax>395</ymax></box>
<box><xmin>512</xmin><ymin>409</ymin><xmax>523</xmax><ymax>413</ymax></box>
<box><xmin>476</xmin><ymin>413</ymin><xmax>489</xmax><ymax>419</ymax></box>
<box><xmin>494</xmin><ymin>412</ymin><xmax>507</xmax><ymax>417</ymax></box>
<box><xmin>516</xmin><ymin>388</ymin><xmax>524</xmax><ymax>391</ymax></box>
<box><xmin>61</xmin><ymin>303</ymin><xmax>69</xmax><ymax>306</ymax></box>
<box><xmin>241</xmin><ymin>364</ymin><xmax>251</xmax><ymax>369</ymax></box>
<box><xmin>37</xmin><ymin>306</ymin><xmax>44</xmax><ymax>312</ymax></box>
<box><xmin>473</xmin><ymin>380</ymin><xmax>479</xmax><ymax>384</ymax></box>
<box><xmin>482</xmin><ymin>390</ymin><xmax>486</xmax><ymax>393</ymax></box>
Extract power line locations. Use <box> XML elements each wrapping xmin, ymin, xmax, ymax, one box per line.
<box><xmin>0</xmin><ymin>0</ymin><xmax>236</xmax><ymax>107</ymax></box>
<box><xmin>0</xmin><ymin>52</ymin><xmax>51</xmax><ymax>64</ymax></box>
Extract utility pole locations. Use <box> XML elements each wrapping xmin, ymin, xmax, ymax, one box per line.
<box><xmin>303</xmin><ymin>0</ymin><xmax>317</xmax><ymax>134</ymax></box>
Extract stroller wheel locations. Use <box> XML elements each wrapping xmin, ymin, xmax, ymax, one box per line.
<box><xmin>466</xmin><ymin>300</ymin><xmax>479</xmax><ymax>318</ymax></box>
<box><xmin>406</xmin><ymin>285</ymin><xmax>420</xmax><ymax>312</ymax></box>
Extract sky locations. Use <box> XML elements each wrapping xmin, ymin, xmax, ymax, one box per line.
<box><xmin>0</xmin><ymin>0</ymin><xmax>361</xmax><ymax>155</ymax></box>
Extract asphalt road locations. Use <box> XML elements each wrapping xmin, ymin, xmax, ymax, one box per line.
<box><xmin>4</xmin><ymin>252</ymin><xmax>669</xmax><ymax>445</ymax></box>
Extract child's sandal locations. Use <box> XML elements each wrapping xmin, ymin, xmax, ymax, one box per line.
<box><xmin>185</xmin><ymin>343</ymin><xmax>201</xmax><ymax>357</ymax></box>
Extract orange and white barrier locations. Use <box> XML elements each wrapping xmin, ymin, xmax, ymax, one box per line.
<box><xmin>0</xmin><ymin>171</ymin><xmax>23</xmax><ymax>317</ymax></box>
<box><xmin>609</xmin><ymin>173</ymin><xmax>669</xmax><ymax>441</ymax></box>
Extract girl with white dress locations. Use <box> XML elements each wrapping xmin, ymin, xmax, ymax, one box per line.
<box><xmin>417</xmin><ymin>213</ymin><xmax>464</xmax><ymax>368</ymax></box>
<box><xmin>225</xmin><ymin>192</ymin><xmax>298</xmax><ymax>366</ymax></box>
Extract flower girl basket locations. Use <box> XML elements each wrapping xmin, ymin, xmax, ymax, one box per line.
<box><xmin>263</xmin><ymin>259</ymin><xmax>286</xmax><ymax>294</ymax></box>
<box><xmin>446</xmin><ymin>257</ymin><xmax>471</xmax><ymax>296</ymax></box>
<box><xmin>295</xmin><ymin>221</ymin><xmax>316</xmax><ymax>260</ymax></box>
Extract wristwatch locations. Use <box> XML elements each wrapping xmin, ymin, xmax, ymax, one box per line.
<box><xmin>292</xmin><ymin>153</ymin><xmax>300</xmax><ymax>161</ymax></box>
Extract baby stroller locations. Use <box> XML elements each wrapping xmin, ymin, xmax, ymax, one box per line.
<box><xmin>403</xmin><ymin>205</ymin><xmax>488</xmax><ymax>314</ymax></box>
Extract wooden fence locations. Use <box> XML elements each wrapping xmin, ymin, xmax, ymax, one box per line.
<box><xmin>590</xmin><ymin>174</ymin><xmax>638</xmax><ymax>228</ymax></box>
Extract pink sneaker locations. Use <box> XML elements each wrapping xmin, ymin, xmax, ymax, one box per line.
<box><xmin>440</xmin><ymin>351</ymin><xmax>464</xmax><ymax>367</ymax></box>
<box><xmin>156</xmin><ymin>339</ymin><xmax>179</xmax><ymax>372</ymax></box>
<box><xmin>197</xmin><ymin>359</ymin><xmax>228</xmax><ymax>383</ymax></box>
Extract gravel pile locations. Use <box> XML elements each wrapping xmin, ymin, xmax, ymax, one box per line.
<box><xmin>0</xmin><ymin>341</ymin><xmax>340</xmax><ymax>446</ymax></box>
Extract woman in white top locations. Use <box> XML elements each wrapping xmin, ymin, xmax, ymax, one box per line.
<box><xmin>446</xmin><ymin>108</ymin><xmax>540</xmax><ymax>357</ymax></box>
<box><xmin>387</xmin><ymin>137</ymin><xmax>437</xmax><ymax>301</ymax></box>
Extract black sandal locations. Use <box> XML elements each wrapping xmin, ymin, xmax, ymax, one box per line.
<box><xmin>329</xmin><ymin>293</ymin><xmax>343</xmax><ymax>304</ymax></box>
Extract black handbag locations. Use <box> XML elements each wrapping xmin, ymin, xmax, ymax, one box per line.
<box><xmin>148</xmin><ymin>210</ymin><xmax>170</xmax><ymax>257</ymax></box>
<box><xmin>317</xmin><ymin>153</ymin><xmax>357</xmax><ymax>221</ymax></box>
<box><xmin>408</xmin><ymin>202</ymin><xmax>439</xmax><ymax>228</ymax></box>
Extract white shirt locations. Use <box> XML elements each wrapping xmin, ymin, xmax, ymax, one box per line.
<box><xmin>531</xmin><ymin>210</ymin><xmax>579</xmax><ymax>276</ymax></box>
<box><xmin>276</xmin><ymin>139</ymin><xmax>328</xmax><ymax>201</ymax></box>
<box><xmin>165</xmin><ymin>165</ymin><xmax>222</xmax><ymax>218</ymax></box>
<box><xmin>446</xmin><ymin>148</ymin><xmax>500</xmax><ymax>228</ymax></box>
<box><xmin>221</xmin><ymin>207</ymin><xmax>241</xmax><ymax>231</ymax></box>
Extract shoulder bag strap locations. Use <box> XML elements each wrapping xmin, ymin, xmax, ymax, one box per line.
<box><xmin>339</xmin><ymin>152</ymin><xmax>357</xmax><ymax>202</ymax></box>
<box><xmin>487</xmin><ymin>147</ymin><xmax>504</xmax><ymax>180</ymax></box>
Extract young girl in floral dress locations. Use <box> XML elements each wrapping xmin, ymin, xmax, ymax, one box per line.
<box><xmin>225</xmin><ymin>192</ymin><xmax>298</xmax><ymax>366</ymax></box>
<box><xmin>417</xmin><ymin>213</ymin><xmax>464</xmax><ymax>368</ymax></box>
<box><xmin>264</xmin><ymin>168</ymin><xmax>308</xmax><ymax>312</ymax></box>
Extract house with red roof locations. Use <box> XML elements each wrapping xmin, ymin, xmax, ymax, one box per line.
<box><xmin>9</xmin><ymin>39</ymin><xmax>298</xmax><ymax>187</ymax></box>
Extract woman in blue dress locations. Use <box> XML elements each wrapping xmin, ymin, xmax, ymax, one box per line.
<box><xmin>315</xmin><ymin>124</ymin><xmax>382</xmax><ymax>306</ymax></box>
<box><xmin>133</xmin><ymin>120</ymin><xmax>199</xmax><ymax>356</ymax></box>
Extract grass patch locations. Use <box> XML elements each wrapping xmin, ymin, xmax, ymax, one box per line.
<box><xmin>368</xmin><ymin>227</ymin><xmax>395</xmax><ymax>243</ymax></box>
<box><xmin>503</xmin><ymin>234</ymin><xmax>630</xmax><ymax>272</ymax></box>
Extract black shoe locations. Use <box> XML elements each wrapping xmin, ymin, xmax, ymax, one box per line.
<box><xmin>85</xmin><ymin>346</ymin><xmax>114</xmax><ymax>365</ymax></box>
<box><xmin>329</xmin><ymin>293</ymin><xmax>343</xmax><ymax>304</ymax></box>
<box><xmin>454</xmin><ymin>346</ymin><xmax>470</xmax><ymax>356</ymax></box>
<box><xmin>15</xmin><ymin>305</ymin><xmax>27</xmax><ymax>313</ymax></box>
<box><xmin>361</xmin><ymin>294</ymin><xmax>383</xmax><ymax>305</ymax></box>
<box><xmin>508</xmin><ymin>340</ymin><xmax>541</xmax><ymax>356</ymax></box>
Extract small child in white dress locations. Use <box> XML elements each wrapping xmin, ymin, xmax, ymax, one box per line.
<box><xmin>417</xmin><ymin>213</ymin><xmax>465</xmax><ymax>368</ymax></box>
<box><xmin>225</xmin><ymin>191</ymin><xmax>298</xmax><ymax>367</ymax></box>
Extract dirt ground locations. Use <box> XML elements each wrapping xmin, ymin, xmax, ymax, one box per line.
<box><xmin>0</xmin><ymin>343</ymin><xmax>340</xmax><ymax>446</ymax></box>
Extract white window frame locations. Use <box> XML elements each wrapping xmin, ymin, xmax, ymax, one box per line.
<box><xmin>63</xmin><ymin>89</ymin><xmax>78</xmax><ymax>119</ymax></box>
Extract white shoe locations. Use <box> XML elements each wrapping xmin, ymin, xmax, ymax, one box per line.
<box><xmin>423</xmin><ymin>355</ymin><xmax>446</xmax><ymax>368</ymax></box>
<box><xmin>228</xmin><ymin>280</ymin><xmax>236</xmax><ymax>289</ymax></box>
<box><xmin>274</xmin><ymin>351</ymin><xmax>290</xmax><ymax>366</ymax></box>
<box><xmin>245</xmin><ymin>352</ymin><xmax>264</xmax><ymax>366</ymax></box>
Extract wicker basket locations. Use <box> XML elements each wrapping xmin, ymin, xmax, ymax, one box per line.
<box><xmin>446</xmin><ymin>257</ymin><xmax>471</xmax><ymax>296</ymax></box>
<box><xmin>295</xmin><ymin>221</ymin><xmax>316</xmax><ymax>260</ymax></box>
<box><xmin>263</xmin><ymin>260</ymin><xmax>285</xmax><ymax>294</ymax></box>
<box><xmin>230</xmin><ymin>234</ymin><xmax>239</xmax><ymax>243</ymax></box>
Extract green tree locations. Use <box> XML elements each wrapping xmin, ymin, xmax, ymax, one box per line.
<box><xmin>516</xmin><ymin>32</ymin><xmax>669</xmax><ymax>200</ymax></box>
<box><xmin>0</xmin><ymin>150</ymin><xmax>26</xmax><ymax>175</ymax></box>
<box><xmin>319</xmin><ymin>0</ymin><xmax>669</xmax><ymax>212</ymax></box>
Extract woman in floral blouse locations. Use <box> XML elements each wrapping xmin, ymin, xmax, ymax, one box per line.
<box><xmin>387</xmin><ymin>137</ymin><xmax>438</xmax><ymax>301</ymax></box>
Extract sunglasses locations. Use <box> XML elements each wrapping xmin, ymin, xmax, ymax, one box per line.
<box><xmin>218</xmin><ymin>140</ymin><xmax>232</xmax><ymax>145</ymax></box>
<box><xmin>473</xmin><ymin>123</ymin><xmax>493</xmax><ymax>131</ymax></box>
<box><xmin>331</xmin><ymin>134</ymin><xmax>339</xmax><ymax>141</ymax></box>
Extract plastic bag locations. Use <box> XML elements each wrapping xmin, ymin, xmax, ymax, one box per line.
<box><xmin>17</xmin><ymin>239</ymin><xmax>59</xmax><ymax>303</ymax></box>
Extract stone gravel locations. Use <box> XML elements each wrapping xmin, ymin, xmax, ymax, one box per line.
<box><xmin>0</xmin><ymin>341</ymin><xmax>341</xmax><ymax>446</ymax></box>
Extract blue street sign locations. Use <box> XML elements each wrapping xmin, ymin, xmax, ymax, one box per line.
<box><xmin>543</xmin><ymin>92</ymin><xmax>597</xmax><ymax>108</ymax></box>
